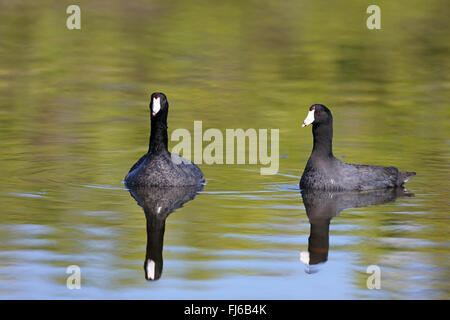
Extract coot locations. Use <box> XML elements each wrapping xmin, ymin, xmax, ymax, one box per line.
<box><xmin>300</xmin><ymin>104</ymin><xmax>415</xmax><ymax>191</ymax></box>
<box><xmin>125</xmin><ymin>92</ymin><xmax>205</xmax><ymax>187</ymax></box>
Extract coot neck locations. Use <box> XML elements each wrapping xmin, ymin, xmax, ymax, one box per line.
<box><xmin>148</xmin><ymin>112</ymin><xmax>169</xmax><ymax>155</ymax></box>
<box><xmin>308</xmin><ymin>218</ymin><xmax>330</xmax><ymax>265</ymax></box>
<box><xmin>311</xmin><ymin>120</ymin><xmax>334</xmax><ymax>159</ymax></box>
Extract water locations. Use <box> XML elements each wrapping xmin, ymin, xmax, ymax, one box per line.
<box><xmin>0</xmin><ymin>0</ymin><xmax>449</xmax><ymax>299</ymax></box>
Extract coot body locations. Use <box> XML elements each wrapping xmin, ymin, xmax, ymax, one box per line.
<box><xmin>300</xmin><ymin>104</ymin><xmax>415</xmax><ymax>191</ymax></box>
<box><xmin>125</xmin><ymin>92</ymin><xmax>204</xmax><ymax>187</ymax></box>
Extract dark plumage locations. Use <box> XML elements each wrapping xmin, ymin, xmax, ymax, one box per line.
<box><xmin>125</xmin><ymin>92</ymin><xmax>205</xmax><ymax>187</ymax></box>
<box><xmin>300</xmin><ymin>104</ymin><xmax>415</xmax><ymax>191</ymax></box>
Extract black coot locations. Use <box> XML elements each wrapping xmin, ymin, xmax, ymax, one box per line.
<box><xmin>300</xmin><ymin>104</ymin><xmax>415</xmax><ymax>191</ymax></box>
<box><xmin>125</xmin><ymin>92</ymin><xmax>204</xmax><ymax>187</ymax></box>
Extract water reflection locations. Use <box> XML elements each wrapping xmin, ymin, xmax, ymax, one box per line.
<box><xmin>300</xmin><ymin>188</ymin><xmax>414</xmax><ymax>272</ymax></box>
<box><xmin>127</xmin><ymin>185</ymin><xmax>203</xmax><ymax>280</ymax></box>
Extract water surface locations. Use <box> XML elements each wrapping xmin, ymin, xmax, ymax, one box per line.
<box><xmin>0</xmin><ymin>0</ymin><xmax>449</xmax><ymax>299</ymax></box>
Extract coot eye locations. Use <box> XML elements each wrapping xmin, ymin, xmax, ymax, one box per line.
<box><xmin>317</xmin><ymin>111</ymin><xmax>322</xmax><ymax>115</ymax></box>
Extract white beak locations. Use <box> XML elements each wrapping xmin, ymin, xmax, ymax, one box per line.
<box><xmin>146</xmin><ymin>259</ymin><xmax>156</xmax><ymax>280</ymax></box>
<box><xmin>302</xmin><ymin>109</ymin><xmax>315</xmax><ymax>127</ymax></box>
<box><xmin>152</xmin><ymin>97</ymin><xmax>161</xmax><ymax>117</ymax></box>
<box><xmin>300</xmin><ymin>251</ymin><xmax>310</xmax><ymax>265</ymax></box>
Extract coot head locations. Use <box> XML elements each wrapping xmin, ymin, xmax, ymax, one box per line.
<box><xmin>302</xmin><ymin>104</ymin><xmax>332</xmax><ymax>127</ymax></box>
<box><xmin>150</xmin><ymin>92</ymin><xmax>169</xmax><ymax>118</ymax></box>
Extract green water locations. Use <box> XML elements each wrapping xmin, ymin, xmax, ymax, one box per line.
<box><xmin>0</xmin><ymin>0</ymin><xmax>448</xmax><ymax>299</ymax></box>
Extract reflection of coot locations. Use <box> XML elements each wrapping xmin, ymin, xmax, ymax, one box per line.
<box><xmin>128</xmin><ymin>185</ymin><xmax>203</xmax><ymax>280</ymax></box>
<box><xmin>300</xmin><ymin>188</ymin><xmax>413</xmax><ymax>268</ymax></box>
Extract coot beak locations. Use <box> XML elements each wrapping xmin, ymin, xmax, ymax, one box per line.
<box><xmin>151</xmin><ymin>96</ymin><xmax>161</xmax><ymax>117</ymax></box>
<box><xmin>302</xmin><ymin>109</ymin><xmax>315</xmax><ymax>127</ymax></box>
<box><xmin>300</xmin><ymin>251</ymin><xmax>310</xmax><ymax>265</ymax></box>
<box><xmin>145</xmin><ymin>259</ymin><xmax>156</xmax><ymax>280</ymax></box>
